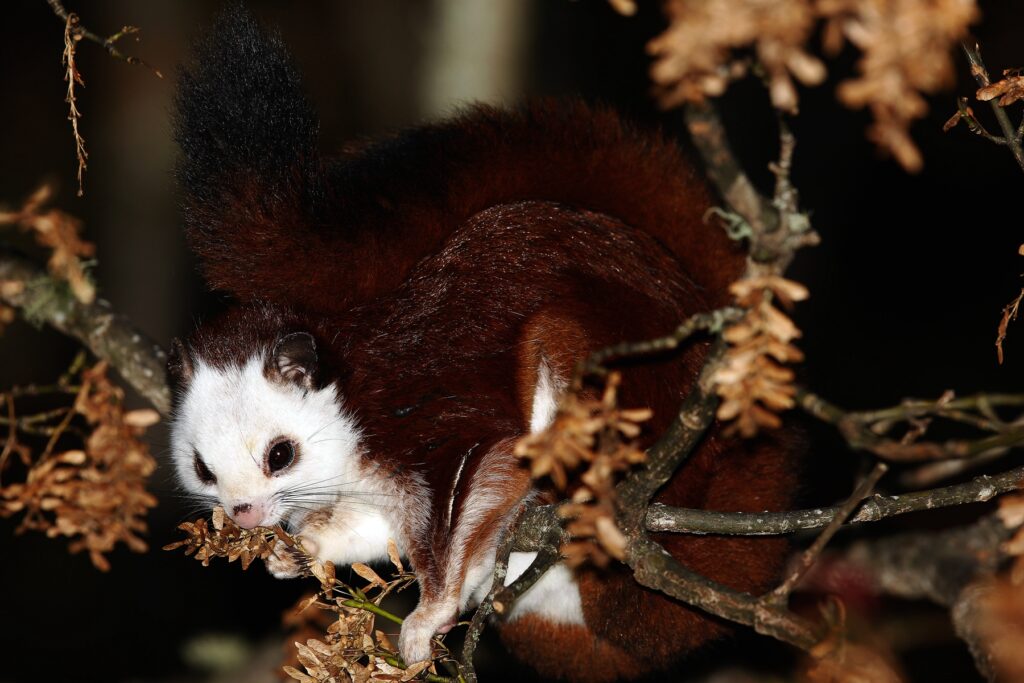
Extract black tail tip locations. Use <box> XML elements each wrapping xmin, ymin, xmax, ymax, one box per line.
<box><xmin>174</xmin><ymin>2</ymin><xmax>319</xmax><ymax>197</ymax></box>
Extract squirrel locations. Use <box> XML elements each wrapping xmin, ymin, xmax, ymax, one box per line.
<box><xmin>168</xmin><ymin>7</ymin><xmax>799</xmax><ymax>682</ymax></box>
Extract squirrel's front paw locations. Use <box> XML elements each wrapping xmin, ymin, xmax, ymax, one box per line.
<box><xmin>265</xmin><ymin>544</ymin><xmax>307</xmax><ymax>579</ymax></box>
<box><xmin>398</xmin><ymin>601</ymin><xmax>457</xmax><ymax>664</ymax></box>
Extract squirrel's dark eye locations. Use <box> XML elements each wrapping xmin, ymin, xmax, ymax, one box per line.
<box><xmin>194</xmin><ymin>451</ymin><xmax>216</xmax><ymax>485</ymax></box>
<box><xmin>267</xmin><ymin>440</ymin><xmax>296</xmax><ymax>474</ymax></box>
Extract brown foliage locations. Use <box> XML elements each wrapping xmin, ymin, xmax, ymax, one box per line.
<box><xmin>804</xmin><ymin>641</ymin><xmax>903</xmax><ymax>683</ymax></box>
<box><xmin>623</xmin><ymin>0</ymin><xmax>978</xmax><ymax>171</ymax></box>
<box><xmin>713</xmin><ymin>276</ymin><xmax>808</xmax><ymax>437</ymax></box>
<box><xmin>516</xmin><ymin>372</ymin><xmax>649</xmax><ymax>567</ymax></box>
<box><xmin>978</xmin><ymin>70</ymin><xmax>1024</xmax><ymax>107</ymax></box>
<box><xmin>648</xmin><ymin>0</ymin><xmax>825</xmax><ymax>113</ymax></box>
<box><xmin>0</xmin><ymin>361</ymin><xmax>158</xmax><ymax>571</ymax></box>
<box><xmin>821</xmin><ymin>0</ymin><xmax>977</xmax><ymax>172</ymax></box>
<box><xmin>166</xmin><ymin>515</ymin><xmax>454</xmax><ymax>681</ymax></box>
<box><xmin>163</xmin><ymin>505</ymin><xmax>288</xmax><ymax>569</ymax></box>
<box><xmin>0</xmin><ymin>184</ymin><xmax>96</xmax><ymax>304</ymax></box>
<box><xmin>278</xmin><ymin>546</ymin><xmax>455</xmax><ymax>682</ymax></box>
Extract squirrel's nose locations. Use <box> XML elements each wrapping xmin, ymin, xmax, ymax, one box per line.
<box><xmin>230</xmin><ymin>502</ymin><xmax>263</xmax><ymax>529</ymax></box>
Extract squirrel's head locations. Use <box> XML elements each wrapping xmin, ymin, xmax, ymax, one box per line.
<box><xmin>167</xmin><ymin>309</ymin><xmax>361</xmax><ymax>529</ymax></box>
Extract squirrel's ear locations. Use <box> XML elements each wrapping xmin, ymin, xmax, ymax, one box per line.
<box><xmin>270</xmin><ymin>332</ymin><xmax>318</xmax><ymax>389</ymax></box>
<box><xmin>167</xmin><ymin>338</ymin><xmax>195</xmax><ymax>388</ymax></box>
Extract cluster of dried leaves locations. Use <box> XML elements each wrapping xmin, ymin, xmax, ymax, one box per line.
<box><xmin>613</xmin><ymin>0</ymin><xmax>978</xmax><ymax>171</ymax></box>
<box><xmin>163</xmin><ymin>505</ymin><xmax>288</xmax><ymax>569</ymax></box>
<box><xmin>166</xmin><ymin>509</ymin><xmax>454</xmax><ymax>682</ymax></box>
<box><xmin>0</xmin><ymin>183</ymin><xmax>96</xmax><ymax>304</ymax></box>
<box><xmin>713</xmin><ymin>276</ymin><xmax>808</xmax><ymax>437</ymax></box>
<box><xmin>0</xmin><ymin>361</ymin><xmax>159</xmax><ymax>570</ymax></box>
<box><xmin>821</xmin><ymin>0</ymin><xmax>978</xmax><ymax>171</ymax></box>
<box><xmin>515</xmin><ymin>372</ymin><xmax>650</xmax><ymax>567</ymax></box>
<box><xmin>284</xmin><ymin>552</ymin><xmax>457</xmax><ymax>683</ymax></box>
<box><xmin>647</xmin><ymin>0</ymin><xmax>825</xmax><ymax>113</ymax></box>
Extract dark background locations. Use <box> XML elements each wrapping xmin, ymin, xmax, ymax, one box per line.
<box><xmin>0</xmin><ymin>1</ymin><xmax>1021</xmax><ymax>681</ymax></box>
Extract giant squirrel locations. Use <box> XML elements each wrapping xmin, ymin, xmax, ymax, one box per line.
<box><xmin>168</xmin><ymin>7</ymin><xmax>798</xmax><ymax>681</ymax></box>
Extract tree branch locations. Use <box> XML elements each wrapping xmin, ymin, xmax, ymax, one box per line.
<box><xmin>460</xmin><ymin>504</ymin><xmax>524</xmax><ymax>683</ymax></box>
<box><xmin>627</xmin><ymin>532</ymin><xmax>821</xmax><ymax>650</ymax></box>
<box><xmin>644</xmin><ymin>462</ymin><xmax>1024</xmax><ymax>535</ymax></box>
<box><xmin>615</xmin><ymin>340</ymin><xmax>725</xmax><ymax>513</ymax></box>
<box><xmin>0</xmin><ymin>250</ymin><xmax>170</xmax><ymax>414</ymax></box>
<box><xmin>684</xmin><ymin>101</ymin><xmax>777</xmax><ymax>237</ymax></box>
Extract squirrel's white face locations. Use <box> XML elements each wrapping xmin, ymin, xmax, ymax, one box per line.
<box><xmin>169</xmin><ymin>336</ymin><xmax>362</xmax><ymax>530</ymax></box>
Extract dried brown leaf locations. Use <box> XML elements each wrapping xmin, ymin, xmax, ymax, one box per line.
<box><xmin>400</xmin><ymin>661</ymin><xmax>431</xmax><ymax>681</ymax></box>
<box><xmin>386</xmin><ymin>538</ymin><xmax>404</xmax><ymax>574</ymax></box>
<box><xmin>352</xmin><ymin>562</ymin><xmax>386</xmax><ymax>588</ymax></box>
<box><xmin>978</xmin><ymin>74</ymin><xmax>1024</xmax><ymax>106</ymax></box>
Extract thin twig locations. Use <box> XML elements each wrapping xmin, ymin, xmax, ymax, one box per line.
<box><xmin>47</xmin><ymin>0</ymin><xmax>163</xmax><ymax>196</ymax></box>
<box><xmin>616</xmin><ymin>340</ymin><xmax>725</xmax><ymax>512</ymax></box>
<box><xmin>339</xmin><ymin>599</ymin><xmax>403</xmax><ymax>626</ymax></box>
<box><xmin>962</xmin><ymin>42</ymin><xmax>1024</xmax><ymax>173</ymax></box>
<box><xmin>491</xmin><ymin>544</ymin><xmax>561</xmax><ymax>618</ymax></box>
<box><xmin>0</xmin><ymin>407</ymin><xmax>73</xmax><ymax>428</ymax></box>
<box><xmin>513</xmin><ymin>461</ymin><xmax>1024</xmax><ymax>547</ymax></box>
<box><xmin>797</xmin><ymin>387</ymin><xmax>1024</xmax><ymax>462</ymax></box>
<box><xmin>997</xmin><ymin>287</ymin><xmax>1024</xmax><ymax>364</ymax></box>
<box><xmin>951</xmin><ymin>96</ymin><xmax>1007</xmax><ymax>145</ymax></box>
<box><xmin>46</xmin><ymin>0</ymin><xmax>163</xmax><ymax>77</ymax></box>
<box><xmin>0</xmin><ymin>395</ymin><xmax>19</xmax><ymax>483</ymax></box>
<box><xmin>578</xmin><ymin>307</ymin><xmax>743</xmax><ymax>381</ymax></box>
<box><xmin>647</xmin><ymin>461</ymin><xmax>1022</xmax><ymax>535</ymax></box>
<box><xmin>768</xmin><ymin>462</ymin><xmax>888</xmax><ymax>602</ymax></box>
<box><xmin>683</xmin><ymin>101</ymin><xmax>776</xmax><ymax>236</ymax></box>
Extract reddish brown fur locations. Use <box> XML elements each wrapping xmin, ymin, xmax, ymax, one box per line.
<box><xmin>500</xmin><ymin>615</ymin><xmax>643</xmax><ymax>683</ymax></box>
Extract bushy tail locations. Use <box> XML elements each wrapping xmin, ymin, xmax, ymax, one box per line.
<box><xmin>173</xmin><ymin>4</ymin><xmax>325</xmax><ymax>297</ymax></box>
<box><xmin>175</xmin><ymin>9</ymin><xmax>744</xmax><ymax>313</ymax></box>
